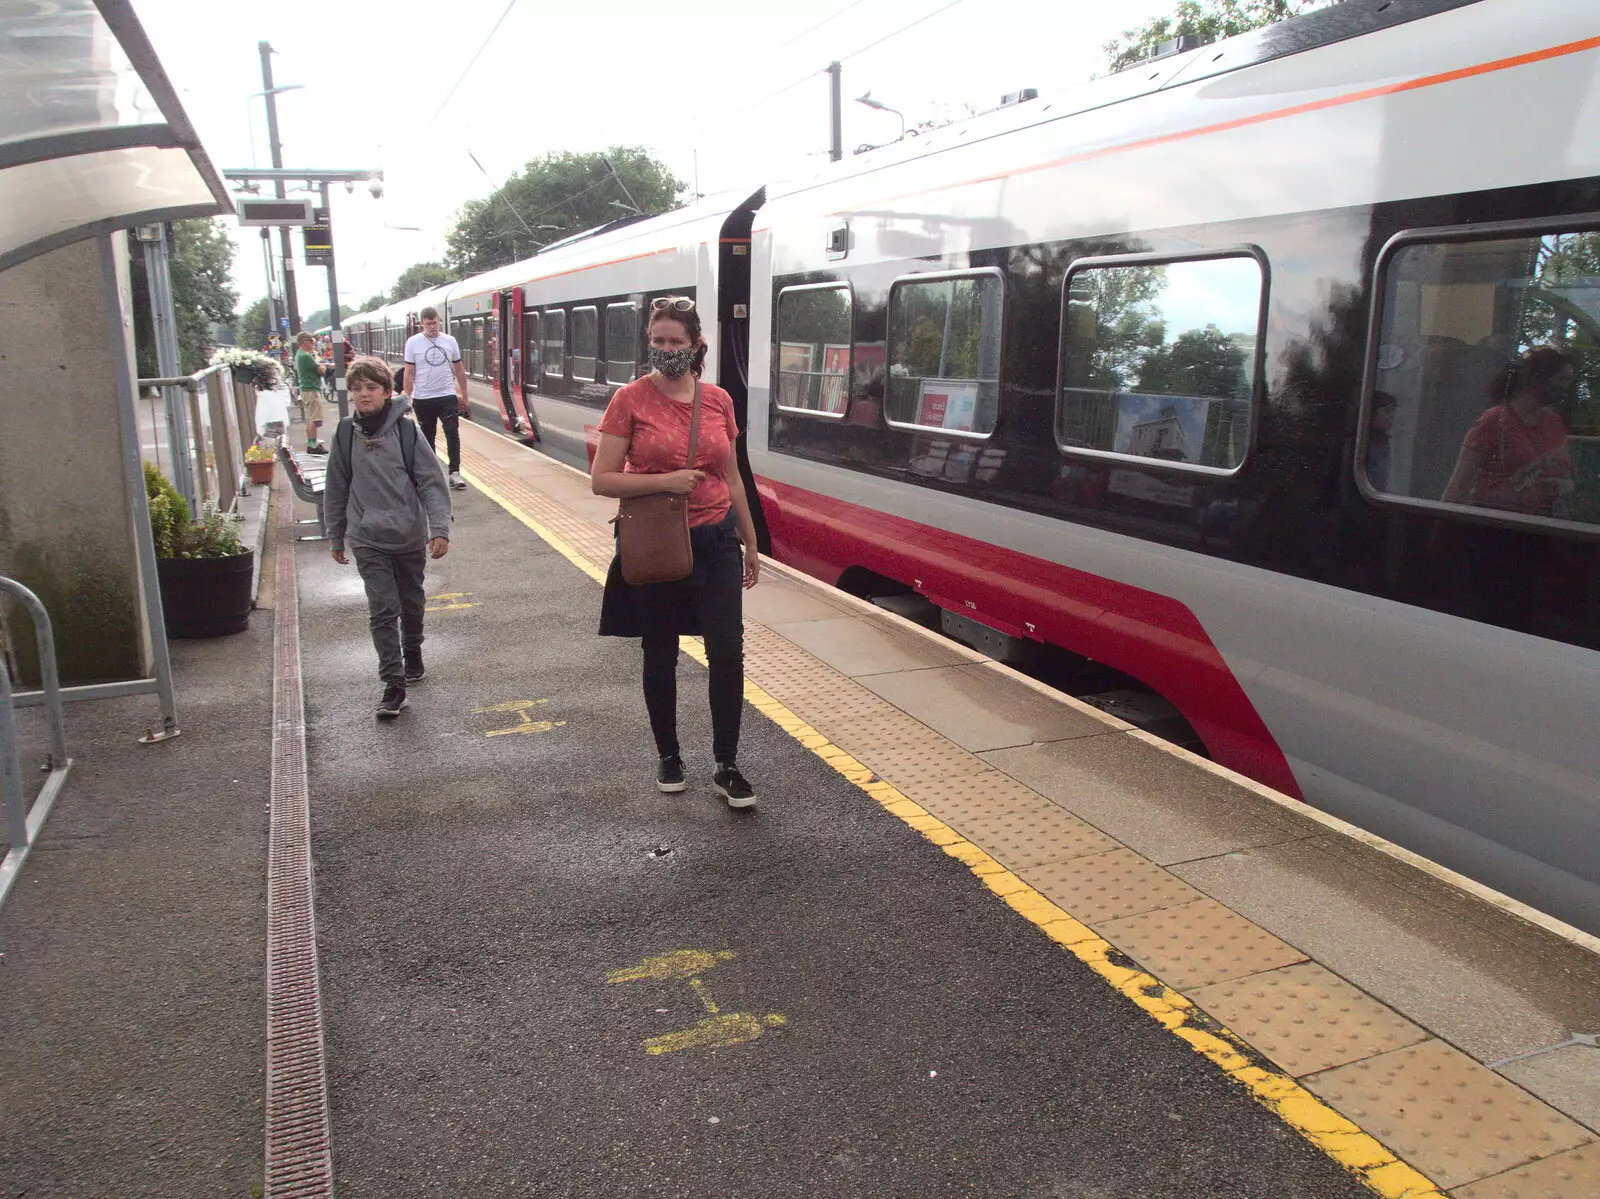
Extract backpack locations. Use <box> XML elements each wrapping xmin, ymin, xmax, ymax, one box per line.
<box><xmin>336</xmin><ymin>414</ymin><xmax>418</xmax><ymax>487</ymax></box>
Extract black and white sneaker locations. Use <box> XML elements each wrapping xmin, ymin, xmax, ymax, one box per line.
<box><xmin>403</xmin><ymin>652</ymin><xmax>425</xmax><ymax>684</ymax></box>
<box><xmin>657</xmin><ymin>754</ymin><xmax>687</xmax><ymax>793</ymax></box>
<box><xmin>376</xmin><ymin>684</ymin><xmax>409</xmax><ymax>719</ymax></box>
<box><xmin>713</xmin><ymin>763</ymin><xmax>756</xmax><ymax>809</ymax></box>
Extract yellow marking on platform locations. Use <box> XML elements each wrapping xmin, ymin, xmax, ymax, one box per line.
<box><xmin>689</xmin><ymin>978</ymin><xmax>720</xmax><ymax>1014</ymax></box>
<box><xmin>642</xmin><ymin>1013</ymin><xmax>787</xmax><ymax>1056</ymax></box>
<box><xmin>606</xmin><ymin>949</ymin><xmax>735</xmax><ymax>984</ymax></box>
<box><xmin>426</xmin><ymin>591</ymin><xmax>478</xmax><ymax>611</ymax></box>
<box><xmin>472</xmin><ymin>698</ymin><xmax>566</xmax><ymax>737</ymax></box>
<box><xmin>465</xmin><ymin>451</ymin><xmax>1448</xmax><ymax>1198</ymax></box>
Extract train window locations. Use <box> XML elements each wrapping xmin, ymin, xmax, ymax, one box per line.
<box><xmin>605</xmin><ymin>302</ymin><xmax>638</xmax><ymax>384</ymax></box>
<box><xmin>543</xmin><ymin>309</ymin><xmax>566</xmax><ymax>379</ymax></box>
<box><xmin>571</xmin><ymin>306</ymin><xmax>598</xmax><ymax>382</ymax></box>
<box><xmin>885</xmin><ymin>271</ymin><xmax>1002</xmax><ymax>436</ymax></box>
<box><xmin>1057</xmin><ymin>253</ymin><xmax>1261</xmax><ymax>473</ymax></box>
<box><xmin>775</xmin><ymin>284</ymin><xmax>852</xmax><ymax>417</ymax></box>
<box><xmin>1367</xmin><ymin>227</ymin><xmax>1600</xmax><ymax>534</ymax></box>
<box><xmin>522</xmin><ymin>310</ymin><xmax>541</xmax><ymax>391</ymax></box>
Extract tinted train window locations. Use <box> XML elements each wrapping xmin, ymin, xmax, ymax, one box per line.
<box><xmin>571</xmin><ymin>306</ymin><xmax>598</xmax><ymax>382</ymax></box>
<box><xmin>1058</xmin><ymin>255</ymin><xmax>1261</xmax><ymax>471</ymax></box>
<box><xmin>1370</xmin><ymin>228</ymin><xmax>1600</xmax><ymax>532</ymax></box>
<box><xmin>886</xmin><ymin>272</ymin><xmax>1001</xmax><ymax>435</ymax></box>
<box><xmin>522</xmin><ymin>310</ymin><xmax>541</xmax><ymax>390</ymax></box>
<box><xmin>605</xmin><ymin>303</ymin><xmax>638</xmax><ymax>384</ymax></box>
<box><xmin>543</xmin><ymin>309</ymin><xmax>566</xmax><ymax>380</ymax></box>
<box><xmin>776</xmin><ymin>284</ymin><xmax>851</xmax><ymax>416</ymax></box>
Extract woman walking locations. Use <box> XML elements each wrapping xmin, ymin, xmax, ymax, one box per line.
<box><xmin>592</xmin><ymin>297</ymin><xmax>762</xmax><ymax>807</ymax></box>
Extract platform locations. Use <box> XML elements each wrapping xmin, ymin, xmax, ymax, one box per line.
<box><xmin>0</xmin><ymin>413</ymin><xmax>1596</xmax><ymax>1198</ymax></box>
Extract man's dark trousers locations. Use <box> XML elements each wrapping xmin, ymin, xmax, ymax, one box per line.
<box><xmin>352</xmin><ymin>547</ymin><xmax>426</xmax><ymax>683</ymax></box>
<box><xmin>413</xmin><ymin>395</ymin><xmax>461</xmax><ymax>473</ymax></box>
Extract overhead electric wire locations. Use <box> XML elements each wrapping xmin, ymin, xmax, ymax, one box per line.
<box><xmin>839</xmin><ymin>0</ymin><xmax>967</xmax><ymax>61</ymax></box>
<box><xmin>430</xmin><ymin>0</ymin><xmax>520</xmax><ymax>124</ymax></box>
<box><xmin>772</xmin><ymin>0</ymin><xmax>874</xmax><ymax>51</ymax></box>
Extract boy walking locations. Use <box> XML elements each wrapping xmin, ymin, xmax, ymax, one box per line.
<box><xmin>324</xmin><ymin>357</ymin><xmax>454</xmax><ymax>718</ymax></box>
<box><xmin>295</xmin><ymin>331</ymin><xmax>330</xmax><ymax>454</ymax></box>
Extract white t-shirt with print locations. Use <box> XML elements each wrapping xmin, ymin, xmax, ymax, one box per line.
<box><xmin>404</xmin><ymin>331</ymin><xmax>462</xmax><ymax>399</ymax></box>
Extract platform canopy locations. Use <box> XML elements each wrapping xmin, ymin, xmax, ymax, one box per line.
<box><xmin>0</xmin><ymin>0</ymin><xmax>230</xmax><ymax>272</ymax></box>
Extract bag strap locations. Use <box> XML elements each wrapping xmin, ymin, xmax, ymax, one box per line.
<box><xmin>685</xmin><ymin>380</ymin><xmax>703</xmax><ymax>470</ymax></box>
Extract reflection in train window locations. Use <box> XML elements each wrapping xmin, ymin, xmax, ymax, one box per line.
<box><xmin>1371</xmin><ymin>228</ymin><xmax>1600</xmax><ymax>531</ymax></box>
<box><xmin>776</xmin><ymin>284</ymin><xmax>851</xmax><ymax>416</ymax></box>
<box><xmin>522</xmin><ymin>309</ymin><xmax>541</xmax><ymax>391</ymax></box>
<box><xmin>571</xmin><ymin>306</ymin><xmax>599</xmax><ymax>382</ymax></box>
<box><xmin>886</xmin><ymin>271</ymin><xmax>1002</xmax><ymax>436</ymax></box>
<box><xmin>543</xmin><ymin>308</ymin><xmax>566</xmax><ymax>380</ymax></box>
<box><xmin>606</xmin><ymin>302</ymin><xmax>638</xmax><ymax>384</ymax></box>
<box><xmin>1059</xmin><ymin>255</ymin><xmax>1261</xmax><ymax>471</ymax></box>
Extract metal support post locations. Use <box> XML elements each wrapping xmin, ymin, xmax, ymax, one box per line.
<box><xmin>828</xmin><ymin>61</ymin><xmax>843</xmax><ymax>163</ymax></box>
<box><xmin>260</xmin><ymin>41</ymin><xmax>301</xmax><ymax>334</ymax></box>
<box><xmin>261</xmin><ymin>227</ymin><xmax>279</xmax><ymax>337</ymax></box>
<box><xmin>0</xmin><ymin>580</ymin><xmax>68</xmax><ymax>769</ymax></box>
<box><xmin>101</xmin><ymin>233</ymin><xmax>180</xmax><ymax>743</ymax></box>
<box><xmin>0</xmin><ymin>660</ymin><xmax>26</xmax><ymax>850</ymax></box>
<box><xmin>139</xmin><ymin>223</ymin><xmax>197</xmax><ymax>512</ymax></box>
<box><xmin>320</xmin><ymin>181</ymin><xmax>348</xmax><ymax>420</ymax></box>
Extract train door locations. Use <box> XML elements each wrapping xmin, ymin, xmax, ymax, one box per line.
<box><xmin>717</xmin><ymin>186</ymin><xmax>770</xmax><ymax>551</ymax></box>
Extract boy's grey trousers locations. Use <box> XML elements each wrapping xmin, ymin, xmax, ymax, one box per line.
<box><xmin>352</xmin><ymin>547</ymin><xmax>427</xmax><ymax>683</ymax></box>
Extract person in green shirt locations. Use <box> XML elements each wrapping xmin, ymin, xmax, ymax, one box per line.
<box><xmin>295</xmin><ymin>331</ymin><xmax>329</xmax><ymax>453</ymax></box>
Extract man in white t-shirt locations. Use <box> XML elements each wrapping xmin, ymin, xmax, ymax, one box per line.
<box><xmin>403</xmin><ymin>306</ymin><xmax>470</xmax><ymax>490</ymax></box>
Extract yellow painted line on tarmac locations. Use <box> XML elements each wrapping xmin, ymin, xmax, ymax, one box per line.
<box><xmin>463</xmin><ymin>462</ymin><xmax>1446</xmax><ymax>1199</ymax></box>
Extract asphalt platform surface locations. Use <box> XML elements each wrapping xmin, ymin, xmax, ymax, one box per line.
<box><xmin>298</xmin><ymin>485</ymin><xmax>1374</xmax><ymax>1199</ymax></box>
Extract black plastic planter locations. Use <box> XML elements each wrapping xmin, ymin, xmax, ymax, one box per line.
<box><xmin>156</xmin><ymin>552</ymin><xmax>253</xmax><ymax>638</ymax></box>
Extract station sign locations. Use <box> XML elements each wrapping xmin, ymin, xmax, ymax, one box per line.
<box><xmin>303</xmin><ymin>208</ymin><xmax>333</xmax><ymax>267</ymax></box>
<box><xmin>237</xmin><ymin>198</ymin><xmax>315</xmax><ymax>227</ymax></box>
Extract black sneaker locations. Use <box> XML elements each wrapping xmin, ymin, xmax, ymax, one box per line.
<box><xmin>305</xmin><ymin>442</ymin><xmax>330</xmax><ymax>455</ymax></box>
<box><xmin>404</xmin><ymin>652</ymin><xmax>425</xmax><ymax>683</ymax></box>
<box><xmin>713</xmin><ymin>762</ymin><xmax>756</xmax><ymax>809</ymax></box>
<box><xmin>376</xmin><ymin>683</ymin><xmax>408</xmax><ymax>719</ymax></box>
<box><xmin>657</xmin><ymin>754</ymin><xmax>687</xmax><ymax>793</ymax></box>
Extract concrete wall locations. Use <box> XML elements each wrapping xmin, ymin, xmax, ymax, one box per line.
<box><xmin>0</xmin><ymin>234</ymin><xmax>146</xmax><ymax>685</ymax></box>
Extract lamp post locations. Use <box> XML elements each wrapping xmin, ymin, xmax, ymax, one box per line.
<box><xmin>245</xmin><ymin>84</ymin><xmax>305</xmax><ymax>169</ymax></box>
<box><xmin>855</xmin><ymin>92</ymin><xmax>906</xmax><ymax>141</ymax></box>
<box><xmin>257</xmin><ymin>44</ymin><xmax>303</xmax><ymax>335</ymax></box>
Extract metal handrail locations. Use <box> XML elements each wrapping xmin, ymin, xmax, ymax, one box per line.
<box><xmin>0</xmin><ymin>579</ymin><xmax>66</xmax><ymax>767</ymax></box>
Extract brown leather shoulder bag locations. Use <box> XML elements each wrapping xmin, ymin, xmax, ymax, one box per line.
<box><xmin>613</xmin><ymin>381</ymin><xmax>703</xmax><ymax>585</ymax></box>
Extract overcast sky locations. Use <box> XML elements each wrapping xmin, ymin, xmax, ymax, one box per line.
<box><xmin>136</xmin><ymin>0</ymin><xmax>1174</xmax><ymax>319</ymax></box>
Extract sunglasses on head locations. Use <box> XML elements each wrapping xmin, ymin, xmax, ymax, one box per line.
<box><xmin>651</xmin><ymin>296</ymin><xmax>695</xmax><ymax>312</ymax></box>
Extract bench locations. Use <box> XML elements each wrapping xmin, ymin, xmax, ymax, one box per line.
<box><xmin>278</xmin><ymin>445</ymin><xmax>329</xmax><ymax>541</ymax></box>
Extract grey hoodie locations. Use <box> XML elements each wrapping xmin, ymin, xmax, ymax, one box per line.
<box><xmin>323</xmin><ymin>395</ymin><xmax>452</xmax><ymax>554</ymax></box>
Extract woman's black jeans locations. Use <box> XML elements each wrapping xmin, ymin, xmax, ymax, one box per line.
<box><xmin>638</xmin><ymin>520</ymin><xmax>743</xmax><ymax>764</ymax></box>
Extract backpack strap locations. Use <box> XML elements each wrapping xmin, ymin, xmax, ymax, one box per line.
<box><xmin>336</xmin><ymin>417</ymin><xmax>355</xmax><ymax>481</ymax></box>
<box><xmin>338</xmin><ymin>415</ymin><xmax>415</xmax><ymax>485</ymax></box>
<box><xmin>399</xmin><ymin>417</ymin><xmax>417</xmax><ymax>485</ymax></box>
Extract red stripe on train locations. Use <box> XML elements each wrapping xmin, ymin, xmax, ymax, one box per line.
<box><xmin>756</xmin><ymin>475</ymin><xmax>1301</xmax><ymax>799</ymax></box>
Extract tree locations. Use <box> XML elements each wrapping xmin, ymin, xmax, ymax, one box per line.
<box><xmin>357</xmin><ymin>293</ymin><xmax>389</xmax><ymax>314</ymax></box>
<box><xmin>444</xmin><ymin>147</ymin><xmax>684</xmax><ymax>277</ymax></box>
<box><xmin>300</xmin><ymin>308</ymin><xmax>330</xmax><ymax>332</ymax></box>
<box><xmin>1103</xmin><ymin>0</ymin><xmax>1323</xmax><ymax>72</ymax></box>
<box><xmin>1137</xmin><ymin>325</ymin><xmax>1247</xmax><ymax>400</ymax></box>
<box><xmin>389</xmin><ymin>261</ymin><xmax>453</xmax><ymax>303</ymax></box>
<box><xmin>130</xmin><ymin>218</ymin><xmax>239</xmax><ymax>376</ymax></box>
<box><xmin>236</xmin><ymin>295</ymin><xmax>273</xmax><ymax>351</ymax></box>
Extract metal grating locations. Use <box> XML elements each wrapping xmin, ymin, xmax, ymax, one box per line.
<box><xmin>1189</xmin><ymin>962</ymin><xmax>1428</xmax><ymax>1078</ymax></box>
<box><xmin>1092</xmin><ymin>897</ymin><xmax>1308</xmax><ymax>990</ymax></box>
<box><xmin>263</xmin><ymin>472</ymin><xmax>335</xmax><ymax>1198</ymax></box>
<box><xmin>1304</xmin><ymin>1039</ymin><xmax>1593</xmax><ymax>1188</ymax></box>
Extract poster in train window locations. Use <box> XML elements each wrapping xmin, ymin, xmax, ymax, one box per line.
<box><xmin>1373</xmin><ymin>228</ymin><xmax>1600</xmax><ymax>530</ymax></box>
<box><xmin>1058</xmin><ymin>255</ymin><xmax>1260</xmax><ymax>469</ymax></box>
<box><xmin>776</xmin><ymin>285</ymin><xmax>851</xmax><ymax>415</ymax></box>
<box><xmin>886</xmin><ymin>273</ymin><xmax>1001</xmax><ymax>435</ymax></box>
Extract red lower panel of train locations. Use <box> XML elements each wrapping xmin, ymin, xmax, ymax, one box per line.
<box><xmin>756</xmin><ymin>475</ymin><xmax>1301</xmax><ymax>799</ymax></box>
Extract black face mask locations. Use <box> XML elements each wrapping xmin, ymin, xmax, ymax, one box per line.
<box><xmin>356</xmin><ymin>398</ymin><xmax>392</xmax><ymax>435</ymax></box>
<box><xmin>648</xmin><ymin>346</ymin><xmax>696</xmax><ymax>379</ymax></box>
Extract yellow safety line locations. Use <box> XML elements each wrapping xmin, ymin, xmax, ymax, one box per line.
<box><xmin>460</xmin><ymin>464</ymin><xmax>1445</xmax><ymax>1199</ymax></box>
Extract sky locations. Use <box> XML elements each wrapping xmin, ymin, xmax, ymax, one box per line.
<box><xmin>135</xmin><ymin>0</ymin><xmax>1175</xmax><ymax>320</ymax></box>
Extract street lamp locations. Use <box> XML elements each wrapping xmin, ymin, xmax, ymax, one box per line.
<box><xmin>855</xmin><ymin>91</ymin><xmax>906</xmax><ymax>141</ymax></box>
<box><xmin>245</xmin><ymin>85</ymin><xmax>305</xmax><ymax>167</ymax></box>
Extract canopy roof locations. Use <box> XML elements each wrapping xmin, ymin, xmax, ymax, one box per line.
<box><xmin>0</xmin><ymin>0</ymin><xmax>230</xmax><ymax>271</ymax></box>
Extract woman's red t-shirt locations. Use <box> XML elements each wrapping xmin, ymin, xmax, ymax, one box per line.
<box><xmin>598</xmin><ymin>377</ymin><xmax>740</xmax><ymax>527</ymax></box>
<box><xmin>1461</xmin><ymin>404</ymin><xmax>1571</xmax><ymax>515</ymax></box>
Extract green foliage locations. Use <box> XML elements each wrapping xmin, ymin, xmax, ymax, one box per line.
<box><xmin>144</xmin><ymin>462</ymin><xmax>189</xmax><ymax>558</ymax></box>
<box><xmin>358</xmin><ymin>292</ymin><xmax>389</xmax><ymax>314</ymax></box>
<box><xmin>236</xmin><ymin>295</ymin><xmax>275</xmax><ymax>351</ymax></box>
<box><xmin>1103</xmin><ymin>0</ymin><xmax>1321</xmax><ymax>72</ymax></box>
<box><xmin>1137</xmin><ymin>325</ymin><xmax>1247</xmax><ymax>399</ymax></box>
<box><xmin>444</xmin><ymin>148</ymin><xmax>684</xmax><ymax>277</ymax></box>
<box><xmin>131</xmin><ymin>219</ymin><xmax>239</xmax><ymax>377</ymax></box>
<box><xmin>178</xmin><ymin>501</ymin><xmax>245</xmax><ymax>558</ymax></box>
<box><xmin>1520</xmin><ymin>231</ymin><xmax>1600</xmax><ymax>437</ymax></box>
<box><xmin>300</xmin><ymin>308</ymin><xmax>331</xmax><ymax>332</ymax></box>
<box><xmin>389</xmin><ymin>262</ymin><xmax>453</xmax><ymax>303</ymax></box>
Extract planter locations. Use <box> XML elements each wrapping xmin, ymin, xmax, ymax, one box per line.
<box><xmin>246</xmin><ymin>459</ymin><xmax>275</xmax><ymax>485</ymax></box>
<box><xmin>157</xmin><ymin>551</ymin><xmax>254</xmax><ymax>638</ymax></box>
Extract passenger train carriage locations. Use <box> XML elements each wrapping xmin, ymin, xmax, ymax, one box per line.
<box><xmin>347</xmin><ymin>0</ymin><xmax>1600</xmax><ymax>933</ymax></box>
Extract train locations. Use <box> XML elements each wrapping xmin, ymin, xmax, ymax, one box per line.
<box><xmin>345</xmin><ymin>0</ymin><xmax>1600</xmax><ymax>933</ymax></box>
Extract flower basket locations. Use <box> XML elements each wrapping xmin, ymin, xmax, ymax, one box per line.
<box><xmin>246</xmin><ymin>459</ymin><xmax>275</xmax><ymax>485</ymax></box>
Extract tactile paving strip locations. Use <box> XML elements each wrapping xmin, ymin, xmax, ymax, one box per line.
<box><xmin>900</xmin><ymin>769</ymin><xmax>1057</xmax><ymax>825</ymax></box>
<box><xmin>1026</xmin><ymin>848</ymin><xmax>1206</xmax><ymax>924</ymax></box>
<box><xmin>1092</xmin><ymin>897</ymin><xmax>1308</xmax><ymax>990</ymax></box>
<box><xmin>954</xmin><ymin>804</ymin><xmax>1120</xmax><ymax>870</ymax></box>
<box><xmin>1452</xmin><ymin>1144</ymin><xmax>1600</xmax><ymax>1199</ymax></box>
<box><xmin>1189</xmin><ymin>962</ymin><xmax>1429</xmax><ymax>1078</ymax></box>
<box><xmin>1304</xmin><ymin>1039</ymin><xmax>1594</xmax><ymax>1188</ymax></box>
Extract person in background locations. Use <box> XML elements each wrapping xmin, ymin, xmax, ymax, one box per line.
<box><xmin>324</xmin><ymin>356</ymin><xmax>453</xmax><ymax>718</ymax></box>
<box><xmin>403</xmin><ymin>306</ymin><xmax>470</xmax><ymax>491</ymax></box>
<box><xmin>590</xmin><ymin>296</ymin><xmax>762</xmax><ymax>809</ymax></box>
<box><xmin>1441</xmin><ymin>347</ymin><xmax>1573</xmax><ymax>516</ymax></box>
<box><xmin>295</xmin><ymin>331</ymin><xmax>330</xmax><ymax>454</ymax></box>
